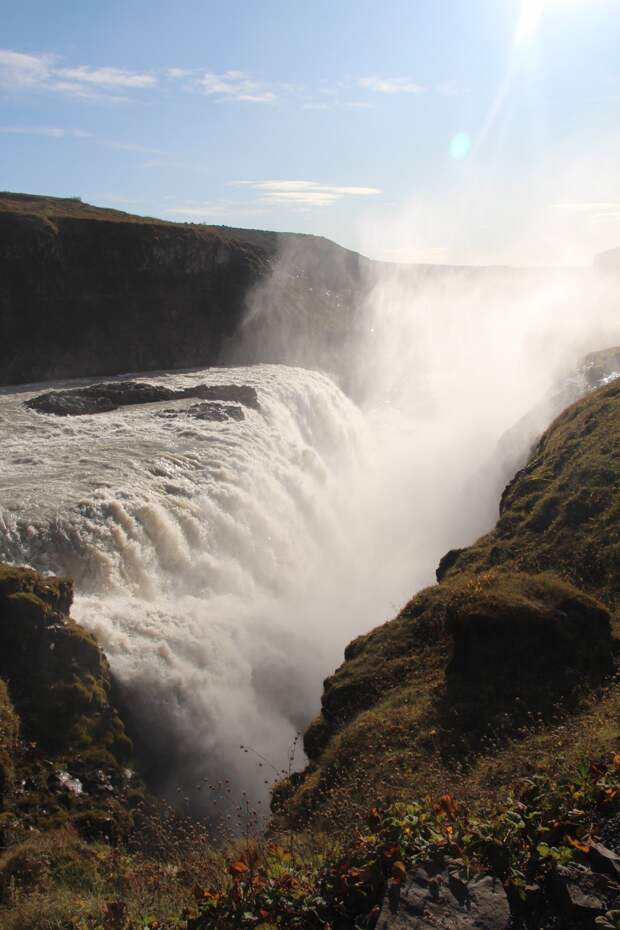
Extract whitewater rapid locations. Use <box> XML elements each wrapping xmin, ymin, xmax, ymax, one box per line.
<box><xmin>0</xmin><ymin>365</ymin><xmax>380</xmax><ymax>802</ymax></box>
<box><xmin>0</xmin><ymin>335</ymin><xmax>608</xmax><ymax>812</ymax></box>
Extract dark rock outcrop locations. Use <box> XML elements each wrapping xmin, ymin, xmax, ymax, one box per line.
<box><xmin>26</xmin><ymin>379</ymin><xmax>259</xmax><ymax>416</ymax></box>
<box><xmin>0</xmin><ymin>564</ymin><xmax>139</xmax><ymax>841</ymax></box>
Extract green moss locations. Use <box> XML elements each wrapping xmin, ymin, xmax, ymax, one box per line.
<box><xmin>446</xmin><ymin>379</ymin><xmax>620</xmax><ymax>608</ymax></box>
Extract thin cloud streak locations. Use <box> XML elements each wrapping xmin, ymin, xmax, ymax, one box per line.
<box><xmin>232</xmin><ymin>179</ymin><xmax>382</xmax><ymax>208</ymax></box>
<box><xmin>195</xmin><ymin>70</ymin><xmax>276</xmax><ymax>103</ymax></box>
<box><xmin>0</xmin><ymin>125</ymin><xmax>90</xmax><ymax>138</ymax></box>
<box><xmin>56</xmin><ymin>66</ymin><xmax>156</xmax><ymax>89</ymax></box>
<box><xmin>106</xmin><ymin>140</ymin><xmax>164</xmax><ymax>154</ymax></box>
<box><xmin>360</xmin><ymin>76</ymin><xmax>425</xmax><ymax>94</ymax></box>
<box><xmin>0</xmin><ymin>49</ymin><xmax>449</xmax><ymax>111</ymax></box>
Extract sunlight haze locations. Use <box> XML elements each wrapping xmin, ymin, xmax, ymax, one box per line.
<box><xmin>1</xmin><ymin>0</ymin><xmax>619</xmax><ymax>264</ymax></box>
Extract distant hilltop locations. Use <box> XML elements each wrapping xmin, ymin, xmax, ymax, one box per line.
<box><xmin>0</xmin><ymin>191</ymin><xmax>372</xmax><ymax>387</ymax></box>
<box><xmin>1</xmin><ymin>192</ymin><xmax>615</xmax><ymax>389</ymax></box>
<box><xmin>595</xmin><ymin>246</ymin><xmax>620</xmax><ymax>270</ymax></box>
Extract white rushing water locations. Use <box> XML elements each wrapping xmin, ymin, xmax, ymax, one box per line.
<box><xmin>1</xmin><ymin>264</ymin><xmax>618</xmax><ymax>813</ymax></box>
<box><xmin>0</xmin><ymin>365</ymin><xmax>377</xmax><ymax>803</ymax></box>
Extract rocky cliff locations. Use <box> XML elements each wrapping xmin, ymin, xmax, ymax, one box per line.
<box><xmin>0</xmin><ymin>192</ymin><xmax>373</xmax><ymax>386</ymax></box>
<box><xmin>0</xmin><ymin>564</ymin><xmax>139</xmax><ymax>844</ymax></box>
<box><xmin>277</xmin><ymin>377</ymin><xmax>620</xmax><ymax>830</ymax></box>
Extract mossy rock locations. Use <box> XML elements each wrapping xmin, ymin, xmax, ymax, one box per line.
<box><xmin>0</xmin><ymin>828</ymin><xmax>100</xmax><ymax>902</ymax></box>
<box><xmin>0</xmin><ymin>564</ymin><xmax>140</xmax><ymax>842</ymax></box>
<box><xmin>445</xmin><ymin>570</ymin><xmax>612</xmax><ymax>699</ymax></box>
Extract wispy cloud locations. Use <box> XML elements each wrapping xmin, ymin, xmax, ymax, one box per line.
<box><xmin>233</xmin><ymin>179</ymin><xmax>382</xmax><ymax>208</ymax></box>
<box><xmin>106</xmin><ymin>140</ymin><xmax>163</xmax><ymax>154</ymax></box>
<box><xmin>195</xmin><ymin>70</ymin><xmax>275</xmax><ymax>103</ymax></box>
<box><xmin>0</xmin><ymin>125</ymin><xmax>90</xmax><ymax>138</ymax></box>
<box><xmin>0</xmin><ymin>50</ymin><xmax>52</xmax><ymax>88</ymax></box>
<box><xmin>55</xmin><ymin>65</ymin><xmax>156</xmax><ymax>89</ymax></box>
<box><xmin>0</xmin><ymin>49</ymin><xmax>156</xmax><ymax>100</ymax></box>
<box><xmin>359</xmin><ymin>76</ymin><xmax>424</xmax><ymax>94</ymax></box>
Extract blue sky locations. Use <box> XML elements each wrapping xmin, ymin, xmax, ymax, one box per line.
<box><xmin>1</xmin><ymin>0</ymin><xmax>619</xmax><ymax>264</ymax></box>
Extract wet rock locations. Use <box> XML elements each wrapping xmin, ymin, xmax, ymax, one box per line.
<box><xmin>27</xmin><ymin>381</ymin><xmax>178</xmax><ymax>415</ymax></box>
<box><xmin>184</xmin><ymin>383</ymin><xmax>259</xmax><ymax>410</ymax></box>
<box><xmin>187</xmin><ymin>402</ymin><xmax>244</xmax><ymax>422</ymax></box>
<box><xmin>436</xmin><ymin>548</ymin><xmax>465</xmax><ymax>583</ymax></box>
<box><xmin>26</xmin><ymin>380</ymin><xmax>259</xmax><ymax>416</ymax></box>
<box><xmin>587</xmin><ymin>842</ymin><xmax>620</xmax><ymax>882</ymax></box>
<box><xmin>27</xmin><ymin>390</ymin><xmax>117</xmax><ymax>416</ymax></box>
<box><xmin>551</xmin><ymin>864</ymin><xmax>620</xmax><ymax>924</ymax></box>
<box><xmin>377</xmin><ymin>868</ymin><xmax>510</xmax><ymax>929</ymax></box>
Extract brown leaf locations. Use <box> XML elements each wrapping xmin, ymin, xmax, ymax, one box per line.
<box><xmin>229</xmin><ymin>860</ymin><xmax>249</xmax><ymax>879</ymax></box>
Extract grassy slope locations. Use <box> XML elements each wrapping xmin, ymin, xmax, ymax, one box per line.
<box><xmin>277</xmin><ymin>379</ymin><xmax>620</xmax><ymax>829</ymax></box>
<box><xmin>0</xmin><ymin>191</ymin><xmax>362</xmax><ymax>254</ymax></box>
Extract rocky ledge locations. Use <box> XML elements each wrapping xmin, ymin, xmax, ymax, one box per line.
<box><xmin>25</xmin><ymin>379</ymin><xmax>259</xmax><ymax>416</ymax></box>
<box><xmin>0</xmin><ymin>564</ymin><xmax>140</xmax><ymax>843</ymax></box>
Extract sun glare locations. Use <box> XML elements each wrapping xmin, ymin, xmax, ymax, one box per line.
<box><xmin>516</xmin><ymin>0</ymin><xmax>547</xmax><ymax>43</ymax></box>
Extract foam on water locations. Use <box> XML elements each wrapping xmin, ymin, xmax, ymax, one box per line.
<box><xmin>0</xmin><ymin>365</ymin><xmax>369</xmax><ymax>802</ymax></box>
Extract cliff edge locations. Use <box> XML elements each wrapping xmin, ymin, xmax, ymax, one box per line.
<box><xmin>0</xmin><ymin>192</ymin><xmax>372</xmax><ymax>386</ymax></box>
<box><xmin>277</xmin><ymin>378</ymin><xmax>620</xmax><ymax>830</ymax></box>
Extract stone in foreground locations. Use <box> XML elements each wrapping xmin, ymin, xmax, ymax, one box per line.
<box><xmin>377</xmin><ymin>869</ymin><xmax>510</xmax><ymax>930</ymax></box>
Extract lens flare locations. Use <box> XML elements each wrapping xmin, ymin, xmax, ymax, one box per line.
<box><xmin>450</xmin><ymin>132</ymin><xmax>471</xmax><ymax>160</ymax></box>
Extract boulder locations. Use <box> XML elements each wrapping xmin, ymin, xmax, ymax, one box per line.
<box><xmin>377</xmin><ymin>868</ymin><xmax>510</xmax><ymax>929</ymax></box>
<box><xmin>187</xmin><ymin>402</ymin><xmax>244</xmax><ymax>422</ymax></box>
<box><xmin>551</xmin><ymin>864</ymin><xmax>620</xmax><ymax>924</ymax></box>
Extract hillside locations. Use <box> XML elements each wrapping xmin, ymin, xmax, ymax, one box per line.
<box><xmin>0</xmin><ymin>192</ymin><xmax>373</xmax><ymax>387</ymax></box>
<box><xmin>276</xmin><ymin>378</ymin><xmax>620</xmax><ymax>831</ymax></box>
